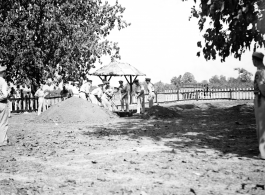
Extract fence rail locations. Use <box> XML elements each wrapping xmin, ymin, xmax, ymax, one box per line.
<box><xmin>156</xmin><ymin>88</ymin><xmax>255</xmax><ymax>104</ymax></box>
<box><xmin>8</xmin><ymin>96</ymin><xmax>63</xmax><ymax>113</ymax></box>
<box><xmin>8</xmin><ymin>88</ymin><xmax>255</xmax><ymax>113</ymax></box>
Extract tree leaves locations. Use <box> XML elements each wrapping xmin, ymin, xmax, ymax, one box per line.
<box><xmin>187</xmin><ymin>0</ymin><xmax>265</xmax><ymax>61</ymax></box>
<box><xmin>0</xmin><ymin>0</ymin><xmax>129</xmax><ymax>85</ymax></box>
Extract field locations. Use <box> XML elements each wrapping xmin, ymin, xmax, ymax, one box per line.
<box><xmin>0</xmin><ymin>100</ymin><xmax>265</xmax><ymax>195</ymax></box>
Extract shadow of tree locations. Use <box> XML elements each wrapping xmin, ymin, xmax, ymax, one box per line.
<box><xmin>82</xmin><ymin>103</ymin><xmax>258</xmax><ymax>158</ymax></box>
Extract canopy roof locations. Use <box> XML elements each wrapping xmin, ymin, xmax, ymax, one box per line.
<box><xmin>90</xmin><ymin>61</ymin><xmax>146</xmax><ymax>76</ymax></box>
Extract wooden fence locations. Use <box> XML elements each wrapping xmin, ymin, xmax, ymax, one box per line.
<box><xmin>8</xmin><ymin>96</ymin><xmax>63</xmax><ymax>113</ymax></box>
<box><xmin>8</xmin><ymin>88</ymin><xmax>255</xmax><ymax>113</ymax></box>
<box><xmin>156</xmin><ymin>88</ymin><xmax>255</xmax><ymax>104</ymax></box>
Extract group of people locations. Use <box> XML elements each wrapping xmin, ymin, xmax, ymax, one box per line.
<box><xmin>76</xmin><ymin>77</ymin><xmax>156</xmax><ymax>114</ymax></box>
<box><xmin>33</xmin><ymin>77</ymin><xmax>156</xmax><ymax>115</ymax></box>
<box><xmin>92</xmin><ymin>78</ymin><xmax>155</xmax><ymax>114</ymax></box>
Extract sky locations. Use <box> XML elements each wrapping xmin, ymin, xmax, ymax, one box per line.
<box><xmin>90</xmin><ymin>0</ymin><xmax>261</xmax><ymax>85</ymax></box>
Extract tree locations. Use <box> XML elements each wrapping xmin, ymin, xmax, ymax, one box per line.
<box><xmin>220</xmin><ymin>75</ymin><xmax>227</xmax><ymax>84</ymax></box>
<box><xmin>171</xmin><ymin>75</ymin><xmax>182</xmax><ymax>88</ymax></box>
<box><xmin>234</xmin><ymin>67</ymin><xmax>253</xmax><ymax>82</ymax></box>
<box><xmin>0</xmin><ymin>0</ymin><xmax>129</xmax><ymax>85</ymax></box>
<box><xmin>201</xmin><ymin>80</ymin><xmax>209</xmax><ymax>84</ymax></box>
<box><xmin>209</xmin><ymin>75</ymin><xmax>220</xmax><ymax>84</ymax></box>
<box><xmin>184</xmin><ymin>0</ymin><xmax>265</xmax><ymax>61</ymax></box>
<box><xmin>154</xmin><ymin>81</ymin><xmax>165</xmax><ymax>92</ymax></box>
<box><xmin>182</xmin><ymin>72</ymin><xmax>196</xmax><ymax>84</ymax></box>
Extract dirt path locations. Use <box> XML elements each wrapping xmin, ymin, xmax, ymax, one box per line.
<box><xmin>0</xmin><ymin>100</ymin><xmax>264</xmax><ymax>195</ymax></box>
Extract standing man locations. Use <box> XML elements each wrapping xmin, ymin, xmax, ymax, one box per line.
<box><xmin>91</xmin><ymin>84</ymin><xmax>104</xmax><ymax>106</ymax></box>
<box><xmin>103</xmin><ymin>81</ymin><xmax>110</xmax><ymax>93</ymax></box>
<box><xmin>101</xmin><ymin>87</ymin><xmax>115</xmax><ymax>111</ymax></box>
<box><xmin>118</xmin><ymin>80</ymin><xmax>129</xmax><ymax>112</ymax></box>
<box><xmin>35</xmin><ymin>83</ymin><xmax>48</xmax><ymax>116</ymax></box>
<box><xmin>145</xmin><ymin>78</ymin><xmax>155</xmax><ymax>108</ymax></box>
<box><xmin>252</xmin><ymin>52</ymin><xmax>265</xmax><ymax>160</ymax></box>
<box><xmin>72</xmin><ymin>81</ymin><xmax>80</xmax><ymax>97</ymax></box>
<box><xmin>0</xmin><ymin>66</ymin><xmax>9</xmax><ymax>147</ymax></box>
<box><xmin>134</xmin><ymin>79</ymin><xmax>145</xmax><ymax>114</ymax></box>
<box><xmin>79</xmin><ymin>79</ymin><xmax>92</xmax><ymax>101</ymax></box>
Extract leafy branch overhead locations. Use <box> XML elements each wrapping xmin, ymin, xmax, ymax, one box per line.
<box><xmin>0</xmin><ymin>0</ymin><xmax>130</xmax><ymax>84</ymax></box>
<box><xmin>183</xmin><ymin>0</ymin><xmax>265</xmax><ymax>61</ymax></box>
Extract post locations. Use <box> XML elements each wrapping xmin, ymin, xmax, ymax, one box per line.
<box><xmin>129</xmin><ymin>75</ymin><xmax>133</xmax><ymax>104</ymax></box>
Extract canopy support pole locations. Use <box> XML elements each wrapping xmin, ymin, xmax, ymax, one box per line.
<box><xmin>129</xmin><ymin>76</ymin><xmax>133</xmax><ymax>104</ymax></box>
<box><xmin>124</xmin><ymin>76</ymin><xmax>130</xmax><ymax>85</ymax></box>
<box><xmin>98</xmin><ymin>76</ymin><xmax>104</xmax><ymax>82</ymax></box>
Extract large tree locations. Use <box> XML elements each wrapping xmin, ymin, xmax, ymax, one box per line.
<box><xmin>234</xmin><ymin>67</ymin><xmax>253</xmax><ymax>82</ymax></box>
<box><xmin>182</xmin><ymin>72</ymin><xmax>197</xmax><ymax>84</ymax></box>
<box><xmin>170</xmin><ymin>75</ymin><xmax>182</xmax><ymax>88</ymax></box>
<box><xmin>184</xmin><ymin>0</ymin><xmax>265</xmax><ymax>61</ymax></box>
<box><xmin>0</xmin><ymin>0</ymin><xmax>129</xmax><ymax>85</ymax></box>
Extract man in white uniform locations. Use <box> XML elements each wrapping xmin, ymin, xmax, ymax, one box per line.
<box><xmin>253</xmin><ymin>52</ymin><xmax>265</xmax><ymax>160</ymax></box>
<box><xmin>72</xmin><ymin>81</ymin><xmax>80</xmax><ymax>97</ymax></box>
<box><xmin>101</xmin><ymin>87</ymin><xmax>115</xmax><ymax>111</ymax></box>
<box><xmin>0</xmin><ymin>66</ymin><xmax>9</xmax><ymax>146</ymax></box>
<box><xmin>35</xmin><ymin>83</ymin><xmax>48</xmax><ymax>115</ymax></box>
<box><xmin>118</xmin><ymin>80</ymin><xmax>129</xmax><ymax>111</ymax></box>
<box><xmin>145</xmin><ymin>78</ymin><xmax>155</xmax><ymax>108</ymax></box>
<box><xmin>91</xmin><ymin>84</ymin><xmax>104</xmax><ymax>106</ymax></box>
<box><xmin>79</xmin><ymin>79</ymin><xmax>92</xmax><ymax>101</ymax></box>
<box><xmin>134</xmin><ymin>79</ymin><xmax>145</xmax><ymax>114</ymax></box>
<box><xmin>103</xmin><ymin>80</ymin><xmax>110</xmax><ymax>93</ymax></box>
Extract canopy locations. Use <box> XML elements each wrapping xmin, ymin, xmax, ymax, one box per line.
<box><xmin>90</xmin><ymin>61</ymin><xmax>145</xmax><ymax>77</ymax></box>
<box><xmin>89</xmin><ymin>61</ymin><xmax>146</xmax><ymax>104</ymax></box>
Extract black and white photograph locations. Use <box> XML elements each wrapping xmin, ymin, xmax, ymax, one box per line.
<box><xmin>0</xmin><ymin>0</ymin><xmax>265</xmax><ymax>194</ymax></box>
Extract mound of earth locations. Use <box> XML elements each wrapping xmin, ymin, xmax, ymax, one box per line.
<box><xmin>142</xmin><ymin>105</ymin><xmax>181</xmax><ymax>119</ymax></box>
<box><xmin>226</xmin><ymin>103</ymin><xmax>254</xmax><ymax>112</ymax></box>
<box><xmin>35</xmin><ymin>97</ymin><xmax>118</xmax><ymax>124</ymax></box>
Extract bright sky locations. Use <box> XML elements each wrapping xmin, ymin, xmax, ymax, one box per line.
<box><xmin>90</xmin><ymin>0</ymin><xmax>261</xmax><ymax>86</ymax></box>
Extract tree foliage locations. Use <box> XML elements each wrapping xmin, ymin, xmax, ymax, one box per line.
<box><xmin>184</xmin><ymin>0</ymin><xmax>265</xmax><ymax>61</ymax></box>
<box><xmin>182</xmin><ymin>72</ymin><xmax>197</xmax><ymax>84</ymax></box>
<box><xmin>209</xmin><ymin>74</ymin><xmax>253</xmax><ymax>88</ymax></box>
<box><xmin>234</xmin><ymin>67</ymin><xmax>253</xmax><ymax>82</ymax></box>
<box><xmin>0</xmin><ymin>0</ymin><xmax>129</xmax><ymax>85</ymax></box>
<box><xmin>154</xmin><ymin>81</ymin><xmax>176</xmax><ymax>92</ymax></box>
<box><xmin>170</xmin><ymin>75</ymin><xmax>182</xmax><ymax>87</ymax></box>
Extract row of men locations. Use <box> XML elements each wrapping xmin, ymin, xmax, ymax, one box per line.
<box><xmin>35</xmin><ymin>78</ymin><xmax>156</xmax><ymax>115</ymax></box>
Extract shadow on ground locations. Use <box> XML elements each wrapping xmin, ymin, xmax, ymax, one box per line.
<box><xmin>82</xmin><ymin>102</ymin><xmax>258</xmax><ymax>159</ymax></box>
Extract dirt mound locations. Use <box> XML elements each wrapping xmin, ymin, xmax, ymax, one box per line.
<box><xmin>142</xmin><ymin>105</ymin><xmax>181</xmax><ymax>119</ymax></box>
<box><xmin>226</xmin><ymin>103</ymin><xmax>254</xmax><ymax>112</ymax></box>
<box><xmin>35</xmin><ymin>97</ymin><xmax>118</xmax><ymax>124</ymax></box>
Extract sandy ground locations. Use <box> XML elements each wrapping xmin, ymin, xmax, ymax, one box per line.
<box><xmin>0</xmin><ymin>100</ymin><xmax>265</xmax><ymax>195</ymax></box>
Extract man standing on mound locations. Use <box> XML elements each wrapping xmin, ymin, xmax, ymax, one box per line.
<box><xmin>134</xmin><ymin>79</ymin><xmax>145</xmax><ymax>114</ymax></box>
<box><xmin>0</xmin><ymin>66</ymin><xmax>9</xmax><ymax>147</ymax></box>
<box><xmin>252</xmin><ymin>52</ymin><xmax>265</xmax><ymax>160</ymax></box>
<box><xmin>91</xmin><ymin>84</ymin><xmax>104</xmax><ymax>106</ymax></box>
<box><xmin>72</xmin><ymin>81</ymin><xmax>80</xmax><ymax>97</ymax></box>
<box><xmin>79</xmin><ymin>79</ymin><xmax>92</xmax><ymax>101</ymax></box>
<box><xmin>101</xmin><ymin>86</ymin><xmax>115</xmax><ymax>111</ymax></box>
